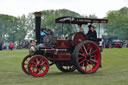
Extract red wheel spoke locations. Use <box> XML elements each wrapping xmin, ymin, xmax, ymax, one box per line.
<box><xmin>90</xmin><ymin>55</ymin><xmax>95</xmax><ymax>58</ymax></box>
<box><xmin>89</xmin><ymin>48</ymin><xmax>92</xmax><ymax>55</ymax></box>
<box><xmin>78</xmin><ymin>57</ymin><xmax>83</xmax><ymax>60</ymax></box>
<box><xmin>31</xmin><ymin>64</ymin><xmax>36</xmax><ymax>67</ymax></box>
<box><xmin>41</xmin><ymin>61</ymin><xmax>45</xmax><ymax>65</ymax></box>
<box><xmin>90</xmin><ymin>59</ymin><xmax>98</xmax><ymax>63</ymax></box>
<box><xmin>36</xmin><ymin>58</ymin><xmax>39</xmax><ymax>64</ymax></box>
<box><xmin>82</xmin><ymin>62</ymin><xmax>85</xmax><ymax>67</ymax></box>
<box><xmin>87</xmin><ymin>45</ymin><xmax>91</xmax><ymax>51</ymax></box>
<box><xmin>36</xmin><ymin>68</ymin><xmax>41</xmax><ymax>73</ymax></box>
<box><xmin>82</xmin><ymin>45</ymin><xmax>88</xmax><ymax>54</ymax></box>
<box><xmin>39</xmin><ymin>58</ymin><xmax>42</xmax><ymax>62</ymax></box>
<box><xmin>79</xmin><ymin>59</ymin><xmax>86</xmax><ymax>65</ymax></box>
<box><xmin>89</xmin><ymin>60</ymin><xmax>94</xmax><ymax>65</ymax></box>
<box><xmin>41</xmin><ymin>63</ymin><xmax>47</xmax><ymax>71</ymax></box>
<box><xmin>90</xmin><ymin>50</ymin><xmax>97</xmax><ymax>55</ymax></box>
<box><xmin>79</xmin><ymin>53</ymin><xmax>85</xmax><ymax>57</ymax></box>
<box><xmin>32</xmin><ymin>61</ymin><xmax>37</xmax><ymax>65</ymax></box>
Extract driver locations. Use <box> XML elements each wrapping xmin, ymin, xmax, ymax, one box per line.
<box><xmin>86</xmin><ymin>25</ymin><xmax>97</xmax><ymax>41</ymax></box>
<box><xmin>77</xmin><ymin>24</ymin><xmax>84</xmax><ymax>32</ymax></box>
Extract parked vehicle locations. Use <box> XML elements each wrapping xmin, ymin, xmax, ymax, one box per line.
<box><xmin>103</xmin><ymin>36</ymin><xmax>118</xmax><ymax>48</ymax></box>
<box><xmin>111</xmin><ymin>39</ymin><xmax>123</xmax><ymax>48</ymax></box>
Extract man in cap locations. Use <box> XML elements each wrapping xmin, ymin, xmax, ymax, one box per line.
<box><xmin>86</xmin><ymin>25</ymin><xmax>97</xmax><ymax>41</ymax></box>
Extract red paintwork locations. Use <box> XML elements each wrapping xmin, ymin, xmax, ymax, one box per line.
<box><xmin>40</xmin><ymin>48</ymin><xmax>67</xmax><ymax>53</ymax></box>
<box><xmin>56</xmin><ymin>39</ymin><xmax>72</xmax><ymax>48</ymax></box>
<box><xmin>48</xmin><ymin>53</ymin><xmax>71</xmax><ymax>61</ymax></box>
<box><xmin>56</xmin><ymin>32</ymin><xmax>86</xmax><ymax>48</ymax></box>
<box><xmin>73</xmin><ymin>32</ymin><xmax>86</xmax><ymax>46</ymax></box>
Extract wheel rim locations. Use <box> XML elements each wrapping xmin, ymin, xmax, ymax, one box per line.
<box><xmin>28</xmin><ymin>56</ymin><xmax>49</xmax><ymax>77</ymax></box>
<box><xmin>22</xmin><ymin>55</ymin><xmax>31</xmax><ymax>75</ymax></box>
<box><xmin>77</xmin><ymin>42</ymin><xmax>100</xmax><ymax>73</ymax></box>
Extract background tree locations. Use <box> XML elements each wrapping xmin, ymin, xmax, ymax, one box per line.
<box><xmin>40</xmin><ymin>9</ymin><xmax>82</xmax><ymax>36</ymax></box>
<box><xmin>17</xmin><ymin>14</ymin><xmax>35</xmax><ymax>42</ymax></box>
<box><xmin>0</xmin><ymin>9</ymin><xmax>103</xmax><ymax>43</ymax></box>
<box><xmin>0</xmin><ymin>14</ymin><xmax>19</xmax><ymax>42</ymax></box>
<box><xmin>105</xmin><ymin>7</ymin><xmax>128</xmax><ymax>40</ymax></box>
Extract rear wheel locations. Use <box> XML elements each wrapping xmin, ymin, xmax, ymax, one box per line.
<box><xmin>72</xmin><ymin>40</ymin><xmax>101</xmax><ymax>74</ymax></box>
<box><xmin>21</xmin><ymin>55</ymin><xmax>31</xmax><ymax>75</ymax></box>
<box><xmin>28</xmin><ymin>55</ymin><xmax>49</xmax><ymax>77</ymax></box>
<box><xmin>56</xmin><ymin>63</ymin><xmax>75</xmax><ymax>72</ymax></box>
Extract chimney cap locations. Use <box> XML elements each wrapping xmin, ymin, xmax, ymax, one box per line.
<box><xmin>34</xmin><ymin>12</ymin><xmax>42</xmax><ymax>17</ymax></box>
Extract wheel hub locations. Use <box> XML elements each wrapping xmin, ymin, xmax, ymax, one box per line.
<box><xmin>86</xmin><ymin>54</ymin><xmax>91</xmax><ymax>60</ymax></box>
<box><xmin>37</xmin><ymin>64</ymin><xmax>41</xmax><ymax>69</ymax></box>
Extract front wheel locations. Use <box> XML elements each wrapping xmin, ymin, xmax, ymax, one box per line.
<box><xmin>21</xmin><ymin>55</ymin><xmax>31</xmax><ymax>75</ymax></box>
<box><xmin>72</xmin><ymin>40</ymin><xmax>101</xmax><ymax>74</ymax></box>
<box><xmin>27</xmin><ymin>55</ymin><xmax>49</xmax><ymax>77</ymax></box>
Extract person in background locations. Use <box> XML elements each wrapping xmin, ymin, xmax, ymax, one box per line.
<box><xmin>77</xmin><ymin>24</ymin><xmax>84</xmax><ymax>32</ymax></box>
<box><xmin>86</xmin><ymin>25</ymin><xmax>97</xmax><ymax>41</ymax></box>
<box><xmin>5</xmin><ymin>42</ymin><xmax>9</xmax><ymax>50</ymax></box>
<box><xmin>9</xmin><ymin>42</ymin><xmax>13</xmax><ymax>50</ymax></box>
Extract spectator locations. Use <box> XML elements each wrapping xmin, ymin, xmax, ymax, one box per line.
<box><xmin>5</xmin><ymin>42</ymin><xmax>9</xmax><ymax>50</ymax></box>
<box><xmin>9</xmin><ymin>42</ymin><xmax>13</xmax><ymax>50</ymax></box>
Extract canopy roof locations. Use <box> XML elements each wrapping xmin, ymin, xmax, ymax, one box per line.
<box><xmin>55</xmin><ymin>16</ymin><xmax>108</xmax><ymax>24</ymax></box>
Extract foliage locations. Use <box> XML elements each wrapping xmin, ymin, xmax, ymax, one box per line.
<box><xmin>105</xmin><ymin>7</ymin><xmax>128</xmax><ymax>40</ymax></box>
<box><xmin>40</xmin><ymin>9</ymin><xmax>82</xmax><ymax>35</ymax></box>
<box><xmin>0</xmin><ymin>9</ymin><xmax>83</xmax><ymax>42</ymax></box>
<box><xmin>0</xmin><ymin>14</ymin><xmax>18</xmax><ymax>42</ymax></box>
<box><xmin>41</xmin><ymin>9</ymin><xmax>98</xmax><ymax>36</ymax></box>
<box><xmin>0</xmin><ymin>9</ymin><xmax>102</xmax><ymax>42</ymax></box>
<box><xmin>17</xmin><ymin>14</ymin><xmax>35</xmax><ymax>41</ymax></box>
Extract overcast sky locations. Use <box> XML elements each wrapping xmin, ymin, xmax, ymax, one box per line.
<box><xmin>0</xmin><ymin>0</ymin><xmax>128</xmax><ymax>18</ymax></box>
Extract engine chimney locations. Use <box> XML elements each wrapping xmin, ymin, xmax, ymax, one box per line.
<box><xmin>34</xmin><ymin>12</ymin><xmax>42</xmax><ymax>44</ymax></box>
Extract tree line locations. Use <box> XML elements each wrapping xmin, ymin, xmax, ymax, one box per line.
<box><xmin>0</xmin><ymin>7</ymin><xmax>128</xmax><ymax>43</ymax></box>
<box><xmin>105</xmin><ymin>7</ymin><xmax>128</xmax><ymax>40</ymax></box>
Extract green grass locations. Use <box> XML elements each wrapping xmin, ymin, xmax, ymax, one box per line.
<box><xmin>0</xmin><ymin>48</ymin><xmax>128</xmax><ymax>85</ymax></box>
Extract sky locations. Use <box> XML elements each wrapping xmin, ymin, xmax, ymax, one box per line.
<box><xmin>0</xmin><ymin>0</ymin><xmax>128</xmax><ymax>18</ymax></box>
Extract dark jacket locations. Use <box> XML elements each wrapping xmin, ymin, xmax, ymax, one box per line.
<box><xmin>86</xmin><ymin>30</ymin><xmax>97</xmax><ymax>41</ymax></box>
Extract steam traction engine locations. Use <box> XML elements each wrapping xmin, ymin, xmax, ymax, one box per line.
<box><xmin>22</xmin><ymin>12</ymin><xmax>108</xmax><ymax>77</ymax></box>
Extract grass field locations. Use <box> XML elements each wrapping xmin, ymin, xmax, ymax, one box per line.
<box><xmin>0</xmin><ymin>48</ymin><xmax>128</xmax><ymax>85</ymax></box>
